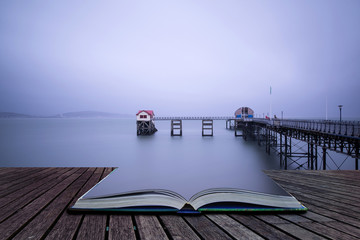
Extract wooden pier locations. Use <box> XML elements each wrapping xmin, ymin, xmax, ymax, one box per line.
<box><xmin>1</xmin><ymin>168</ymin><xmax>360</xmax><ymax>239</ymax></box>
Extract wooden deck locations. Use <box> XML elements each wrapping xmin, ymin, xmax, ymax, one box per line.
<box><xmin>0</xmin><ymin>168</ymin><xmax>359</xmax><ymax>240</ymax></box>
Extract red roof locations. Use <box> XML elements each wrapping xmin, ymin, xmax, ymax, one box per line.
<box><xmin>136</xmin><ymin>110</ymin><xmax>155</xmax><ymax>117</ymax></box>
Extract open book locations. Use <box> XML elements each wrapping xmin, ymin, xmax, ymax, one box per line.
<box><xmin>70</xmin><ymin>169</ymin><xmax>306</xmax><ymax>213</ymax></box>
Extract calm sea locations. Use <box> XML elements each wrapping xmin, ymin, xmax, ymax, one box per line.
<box><xmin>0</xmin><ymin>118</ymin><xmax>354</xmax><ymax>170</ymax></box>
<box><xmin>0</xmin><ymin>118</ymin><xmax>280</xmax><ymax>169</ymax></box>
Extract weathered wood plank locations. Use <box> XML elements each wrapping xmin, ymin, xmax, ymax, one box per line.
<box><xmin>207</xmin><ymin>214</ymin><xmax>264</xmax><ymax>240</ymax></box>
<box><xmin>44</xmin><ymin>168</ymin><xmax>101</xmax><ymax>240</ymax></box>
<box><xmin>184</xmin><ymin>215</ymin><xmax>232</xmax><ymax>240</ymax></box>
<box><xmin>298</xmin><ymin>202</ymin><xmax>360</xmax><ymax>228</ymax></box>
<box><xmin>230</xmin><ymin>214</ymin><xmax>296</xmax><ymax>240</ymax></box>
<box><xmin>267</xmin><ymin>173</ymin><xmax>360</xmax><ymax>202</ymax></box>
<box><xmin>75</xmin><ymin>168</ymin><xmax>113</xmax><ymax>240</ymax></box>
<box><xmin>12</xmin><ymin>168</ymin><xmax>94</xmax><ymax>240</ymax></box>
<box><xmin>299</xmin><ymin>211</ymin><xmax>333</xmax><ymax>223</ymax></box>
<box><xmin>0</xmin><ymin>168</ymin><xmax>31</xmax><ymax>179</ymax></box>
<box><xmin>0</xmin><ymin>168</ymin><xmax>52</xmax><ymax>194</ymax></box>
<box><xmin>159</xmin><ymin>215</ymin><xmax>201</xmax><ymax>240</ymax></box>
<box><xmin>108</xmin><ymin>215</ymin><xmax>136</xmax><ymax>240</ymax></box>
<box><xmin>323</xmin><ymin>221</ymin><xmax>360</xmax><ymax>238</ymax></box>
<box><xmin>0</xmin><ymin>168</ymin><xmax>68</xmax><ymax>208</ymax></box>
<box><xmin>266</xmin><ymin>171</ymin><xmax>360</xmax><ymax>198</ymax></box>
<box><xmin>0</xmin><ymin>168</ymin><xmax>78</xmax><ymax>223</ymax></box>
<box><xmin>135</xmin><ymin>215</ymin><xmax>169</xmax><ymax>240</ymax></box>
<box><xmin>273</xmin><ymin>180</ymin><xmax>359</xmax><ymax>208</ymax></box>
<box><xmin>77</xmin><ymin>214</ymin><xmax>107</xmax><ymax>240</ymax></box>
<box><xmin>0</xmin><ymin>168</ymin><xmax>87</xmax><ymax>239</ymax></box>
<box><xmin>274</xmin><ymin>223</ymin><xmax>325</xmax><ymax>240</ymax></box>
<box><xmin>298</xmin><ymin>222</ymin><xmax>358</xmax><ymax>240</ymax></box>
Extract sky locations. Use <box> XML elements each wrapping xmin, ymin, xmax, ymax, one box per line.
<box><xmin>0</xmin><ymin>0</ymin><xmax>359</xmax><ymax>119</ymax></box>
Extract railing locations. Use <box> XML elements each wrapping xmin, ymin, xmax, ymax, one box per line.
<box><xmin>254</xmin><ymin>119</ymin><xmax>360</xmax><ymax>137</ymax></box>
<box><xmin>154</xmin><ymin>116</ymin><xmax>233</xmax><ymax>120</ymax></box>
<box><xmin>154</xmin><ymin>116</ymin><xmax>360</xmax><ymax>137</ymax></box>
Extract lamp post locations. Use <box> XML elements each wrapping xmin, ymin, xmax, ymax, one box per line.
<box><xmin>338</xmin><ymin>105</ymin><xmax>343</xmax><ymax>122</ymax></box>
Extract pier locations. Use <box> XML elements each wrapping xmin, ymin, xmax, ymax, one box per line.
<box><xmin>1</xmin><ymin>167</ymin><xmax>359</xmax><ymax>239</ymax></box>
<box><xmin>153</xmin><ymin>115</ymin><xmax>360</xmax><ymax>170</ymax></box>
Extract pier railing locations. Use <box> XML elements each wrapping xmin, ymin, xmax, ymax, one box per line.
<box><xmin>254</xmin><ymin>119</ymin><xmax>360</xmax><ymax>137</ymax></box>
<box><xmin>155</xmin><ymin>116</ymin><xmax>233</xmax><ymax>120</ymax></box>
<box><xmin>154</xmin><ymin>116</ymin><xmax>360</xmax><ymax>137</ymax></box>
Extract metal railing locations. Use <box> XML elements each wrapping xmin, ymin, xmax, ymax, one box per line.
<box><xmin>254</xmin><ymin>119</ymin><xmax>360</xmax><ymax>137</ymax></box>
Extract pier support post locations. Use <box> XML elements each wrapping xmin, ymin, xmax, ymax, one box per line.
<box><xmin>280</xmin><ymin>133</ymin><xmax>283</xmax><ymax>167</ymax></box>
<box><xmin>284</xmin><ymin>135</ymin><xmax>288</xmax><ymax>170</ymax></box>
<box><xmin>137</xmin><ymin>121</ymin><xmax>157</xmax><ymax>135</ymax></box>
<box><xmin>322</xmin><ymin>147</ymin><xmax>327</xmax><ymax>170</ymax></box>
<box><xmin>235</xmin><ymin>120</ymin><xmax>242</xmax><ymax>137</ymax></box>
<box><xmin>171</xmin><ymin>119</ymin><xmax>182</xmax><ymax>136</ymax></box>
<box><xmin>202</xmin><ymin>119</ymin><xmax>213</xmax><ymax>136</ymax></box>
<box><xmin>355</xmin><ymin>141</ymin><xmax>359</xmax><ymax>170</ymax></box>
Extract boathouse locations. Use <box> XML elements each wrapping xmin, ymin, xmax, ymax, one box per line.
<box><xmin>235</xmin><ymin>107</ymin><xmax>254</xmax><ymax>118</ymax></box>
<box><xmin>136</xmin><ymin>110</ymin><xmax>154</xmax><ymax>121</ymax></box>
<box><xmin>136</xmin><ymin>110</ymin><xmax>157</xmax><ymax>135</ymax></box>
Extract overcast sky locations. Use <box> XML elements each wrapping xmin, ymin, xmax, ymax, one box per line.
<box><xmin>0</xmin><ymin>0</ymin><xmax>359</xmax><ymax>119</ymax></box>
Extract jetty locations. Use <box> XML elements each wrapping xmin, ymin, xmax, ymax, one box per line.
<box><xmin>1</xmin><ymin>167</ymin><xmax>359</xmax><ymax>239</ymax></box>
<box><xmin>153</xmin><ymin>114</ymin><xmax>360</xmax><ymax>170</ymax></box>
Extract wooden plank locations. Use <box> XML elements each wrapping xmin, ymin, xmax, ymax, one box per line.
<box><xmin>44</xmin><ymin>168</ymin><xmax>103</xmax><ymax>240</ymax></box>
<box><xmin>0</xmin><ymin>168</ymin><xmax>77</xmax><ymax>223</ymax></box>
<box><xmin>288</xmin><ymin>192</ymin><xmax>360</xmax><ymax>220</ymax></box>
<box><xmin>274</xmin><ymin>223</ymin><xmax>326</xmax><ymax>240</ymax></box>
<box><xmin>323</xmin><ymin>221</ymin><xmax>360</xmax><ymax>238</ymax></box>
<box><xmin>76</xmin><ymin>168</ymin><xmax>113</xmax><ymax>240</ymax></box>
<box><xmin>159</xmin><ymin>215</ymin><xmax>201</xmax><ymax>240</ymax></box>
<box><xmin>12</xmin><ymin>168</ymin><xmax>94</xmax><ymax>240</ymax></box>
<box><xmin>294</xmin><ymin>211</ymin><xmax>333</xmax><ymax>223</ymax></box>
<box><xmin>281</xmin><ymin>171</ymin><xmax>360</xmax><ymax>191</ymax></box>
<box><xmin>0</xmin><ymin>168</ymin><xmax>68</xmax><ymax>208</ymax></box>
<box><xmin>135</xmin><ymin>215</ymin><xmax>169</xmax><ymax>240</ymax></box>
<box><xmin>230</xmin><ymin>214</ymin><xmax>296</xmax><ymax>240</ymax></box>
<box><xmin>108</xmin><ymin>215</ymin><xmax>136</xmax><ymax>240</ymax></box>
<box><xmin>256</xmin><ymin>215</ymin><xmax>289</xmax><ymax>224</ymax></box>
<box><xmin>184</xmin><ymin>215</ymin><xmax>232</xmax><ymax>240</ymax></box>
<box><xmin>0</xmin><ymin>168</ymin><xmax>51</xmax><ymax>194</ymax></box>
<box><xmin>207</xmin><ymin>214</ymin><xmax>264</xmax><ymax>240</ymax></box>
<box><xmin>273</xmin><ymin>180</ymin><xmax>360</xmax><ymax>208</ymax></box>
<box><xmin>298</xmin><ymin>222</ymin><xmax>358</xmax><ymax>240</ymax></box>
<box><xmin>266</xmin><ymin>171</ymin><xmax>360</xmax><ymax>196</ymax></box>
<box><xmin>0</xmin><ymin>168</ymin><xmax>87</xmax><ymax>239</ymax></box>
<box><xmin>0</xmin><ymin>168</ymin><xmax>31</xmax><ymax>179</ymax></box>
<box><xmin>271</xmin><ymin>177</ymin><xmax>360</xmax><ymax>206</ymax></box>
<box><xmin>266</xmin><ymin>171</ymin><xmax>360</xmax><ymax>198</ymax></box>
<box><xmin>267</xmin><ymin>173</ymin><xmax>360</xmax><ymax>202</ymax></box>
<box><xmin>298</xmin><ymin>202</ymin><xmax>360</xmax><ymax>228</ymax></box>
<box><xmin>76</xmin><ymin>214</ymin><xmax>107</xmax><ymax>240</ymax></box>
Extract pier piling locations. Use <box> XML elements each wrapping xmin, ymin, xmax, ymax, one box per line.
<box><xmin>202</xmin><ymin>120</ymin><xmax>213</xmax><ymax>136</ymax></box>
<box><xmin>171</xmin><ymin>120</ymin><xmax>182</xmax><ymax>136</ymax></box>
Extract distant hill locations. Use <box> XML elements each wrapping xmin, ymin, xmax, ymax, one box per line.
<box><xmin>0</xmin><ymin>112</ymin><xmax>36</xmax><ymax>118</ymax></box>
<box><xmin>0</xmin><ymin>111</ymin><xmax>132</xmax><ymax>119</ymax></box>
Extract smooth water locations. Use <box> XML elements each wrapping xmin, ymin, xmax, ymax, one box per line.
<box><xmin>0</xmin><ymin>118</ymin><xmax>281</xmax><ymax>171</ymax></box>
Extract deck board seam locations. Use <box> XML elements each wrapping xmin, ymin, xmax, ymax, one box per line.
<box><xmin>41</xmin><ymin>167</ymin><xmax>95</xmax><ymax>240</ymax></box>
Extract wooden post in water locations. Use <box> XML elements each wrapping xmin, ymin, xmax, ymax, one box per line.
<box><xmin>171</xmin><ymin>120</ymin><xmax>182</xmax><ymax>136</ymax></box>
<box><xmin>284</xmin><ymin>135</ymin><xmax>288</xmax><ymax>170</ymax></box>
<box><xmin>202</xmin><ymin>119</ymin><xmax>213</xmax><ymax>136</ymax></box>
<box><xmin>356</xmin><ymin>141</ymin><xmax>359</xmax><ymax>170</ymax></box>
<box><xmin>322</xmin><ymin>147</ymin><xmax>327</xmax><ymax>170</ymax></box>
<box><xmin>279</xmin><ymin>133</ymin><xmax>283</xmax><ymax>168</ymax></box>
<box><xmin>234</xmin><ymin>120</ymin><xmax>242</xmax><ymax>137</ymax></box>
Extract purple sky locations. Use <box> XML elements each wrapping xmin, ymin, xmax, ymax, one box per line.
<box><xmin>1</xmin><ymin>1</ymin><xmax>359</xmax><ymax>119</ymax></box>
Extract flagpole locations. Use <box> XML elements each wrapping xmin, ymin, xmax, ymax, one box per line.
<box><xmin>326</xmin><ymin>96</ymin><xmax>328</xmax><ymax>120</ymax></box>
<box><xmin>270</xmin><ymin>86</ymin><xmax>272</xmax><ymax>120</ymax></box>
